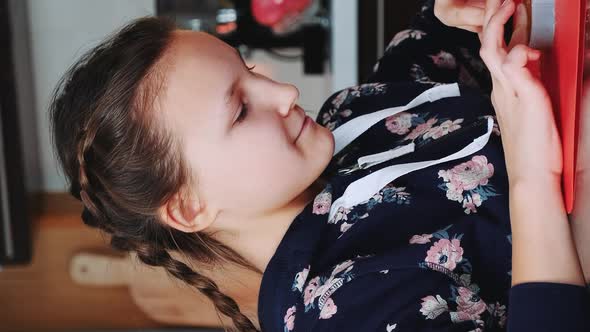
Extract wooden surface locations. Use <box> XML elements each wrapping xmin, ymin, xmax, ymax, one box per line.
<box><xmin>0</xmin><ymin>193</ymin><xmax>164</xmax><ymax>331</ymax></box>
<box><xmin>0</xmin><ymin>193</ymin><xmax>260</xmax><ymax>331</ymax></box>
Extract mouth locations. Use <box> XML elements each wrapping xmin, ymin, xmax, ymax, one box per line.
<box><xmin>294</xmin><ymin>107</ymin><xmax>310</xmax><ymax>143</ymax></box>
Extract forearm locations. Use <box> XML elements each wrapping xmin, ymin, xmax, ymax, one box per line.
<box><xmin>509</xmin><ymin>178</ymin><xmax>585</xmax><ymax>286</ymax></box>
<box><xmin>570</xmin><ymin>171</ymin><xmax>590</xmax><ymax>283</ymax></box>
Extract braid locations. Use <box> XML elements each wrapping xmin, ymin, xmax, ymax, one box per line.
<box><xmin>74</xmin><ymin>115</ymin><xmax>116</xmax><ymax>235</ymax></box>
<box><xmin>76</xmin><ymin>114</ymin><xmax>101</xmax><ymax>218</ymax></box>
<box><xmin>130</xmin><ymin>239</ymin><xmax>259</xmax><ymax>332</ymax></box>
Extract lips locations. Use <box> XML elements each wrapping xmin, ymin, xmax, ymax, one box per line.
<box><xmin>294</xmin><ymin>109</ymin><xmax>308</xmax><ymax>143</ymax></box>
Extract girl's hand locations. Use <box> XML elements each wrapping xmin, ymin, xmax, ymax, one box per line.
<box><xmin>479</xmin><ymin>0</ymin><xmax>563</xmax><ymax>186</ymax></box>
<box><xmin>434</xmin><ymin>0</ymin><xmax>486</xmax><ymax>33</ymax></box>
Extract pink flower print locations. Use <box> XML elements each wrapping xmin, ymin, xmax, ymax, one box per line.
<box><xmin>425</xmin><ymin>238</ymin><xmax>464</xmax><ymax>271</ymax></box>
<box><xmin>450</xmin><ymin>311</ymin><xmax>474</xmax><ymax>323</ymax></box>
<box><xmin>330</xmin><ymin>206</ymin><xmax>351</xmax><ymax>224</ymax></box>
<box><xmin>459</xmin><ymin>274</ymin><xmax>472</xmax><ymax>287</ymax></box>
<box><xmin>293</xmin><ymin>266</ymin><xmax>310</xmax><ymax>293</ymax></box>
<box><xmin>314</xmin><ymin>282</ymin><xmax>329</xmax><ymax>303</ymax></box>
<box><xmin>349</xmin><ymin>87</ymin><xmax>362</xmax><ymax>98</ymax></box>
<box><xmin>429</xmin><ymin>51</ymin><xmax>457</xmax><ymax>69</ymax></box>
<box><xmin>319</xmin><ymin>298</ymin><xmax>338</xmax><ymax>319</ymax></box>
<box><xmin>445</xmin><ymin>187</ymin><xmax>464</xmax><ymax>203</ymax></box>
<box><xmin>331</xmin><ymin>260</ymin><xmax>354</xmax><ymax>276</ymax></box>
<box><xmin>321</xmin><ymin>112</ymin><xmax>333</xmax><ymax>127</ymax></box>
<box><xmin>480</xmin><ymin>115</ymin><xmax>501</xmax><ymax>136</ymax></box>
<box><xmin>387</xmin><ymin>29</ymin><xmax>427</xmax><ymax>49</ymax></box>
<box><xmin>489</xmin><ymin>302</ymin><xmax>507</xmax><ymax>328</ymax></box>
<box><xmin>313</xmin><ymin>191</ymin><xmax>332</xmax><ymax>215</ymax></box>
<box><xmin>462</xmin><ymin>193</ymin><xmax>483</xmax><ymax>215</ymax></box>
<box><xmin>409</xmin><ymin>234</ymin><xmax>433</xmax><ymax>244</ymax></box>
<box><xmin>315</xmin><ymin>276</ymin><xmax>342</xmax><ymax>302</ymax></box>
<box><xmin>340</xmin><ymin>109</ymin><xmax>353</xmax><ymax>118</ymax></box>
<box><xmin>405</xmin><ymin>118</ymin><xmax>438</xmax><ymax>141</ymax></box>
<box><xmin>424</xmin><ymin>119</ymin><xmax>464</xmax><ymax>140</ymax></box>
<box><xmin>385</xmin><ymin>112</ymin><xmax>415</xmax><ymax>135</ymax></box>
<box><xmin>455</xmin><ymin>287</ymin><xmax>487</xmax><ymax>321</ymax></box>
<box><xmin>410</xmin><ymin>64</ymin><xmax>439</xmax><ymax>85</ymax></box>
<box><xmin>493</xmin><ymin>123</ymin><xmax>501</xmax><ymax>136</ymax></box>
<box><xmin>332</xmin><ymin>90</ymin><xmax>349</xmax><ymax>109</ymax></box>
<box><xmin>438</xmin><ymin>155</ymin><xmax>495</xmax><ymax>192</ymax></box>
<box><xmin>303</xmin><ymin>276</ymin><xmax>321</xmax><ymax>306</ymax></box>
<box><xmin>284</xmin><ymin>305</ymin><xmax>296</xmax><ymax>331</ymax></box>
<box><xmin>419</xmin><ymin>295</ymin><xmax>449</xmax><ymax>319</ymax></box>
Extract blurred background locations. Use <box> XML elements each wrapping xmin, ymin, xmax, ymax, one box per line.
<box><xmin>0</xmin><ymin>0</ymin><xmax>424</xmax><ymax>331</ymax></box>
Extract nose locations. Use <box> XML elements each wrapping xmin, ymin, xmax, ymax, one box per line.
<box><xmin>273</xmin><ymin>81</ymin><xmax>300</xmax><ymax>117</ymax></box>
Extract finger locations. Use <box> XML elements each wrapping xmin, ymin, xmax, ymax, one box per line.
<box><xmin>505</xmin><ymin>44</ymin><xmax>541</xmax><ymax>68</ymax></box>
<box><xmin>484</xmin><ymin>0</ymin><xmax>504</xmax><ymax>27</ymax></box>
<box><xmin>503</xmin><ymin>44</ymin><xmax>544</xmax><ymax>97</ymax></box>
<box><xmin>483</xmin><ymin>0</ymin><xmax>516</xmax><ymax>51</ymax></box>
<box><xmin>508</xmin><ymin>3</ymin><xmax>530</xmax><ymax>49</ymax></box>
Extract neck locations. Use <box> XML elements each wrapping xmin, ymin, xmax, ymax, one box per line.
<box><xmin>213</xmin><ymin>177</ymin><xmax>328</xmax><ymax>274</ymax></box>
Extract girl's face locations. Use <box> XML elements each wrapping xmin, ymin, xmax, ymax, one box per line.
<box><xmin>158</xmin><ymin>30</ymin><xmax>334</xmax><ymax>225</ymax></box>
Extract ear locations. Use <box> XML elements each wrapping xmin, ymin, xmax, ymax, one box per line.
<box><xmin>158</xmin><ymin>189</ymin><xmax>213</xmax><ymax>233</ymax></box>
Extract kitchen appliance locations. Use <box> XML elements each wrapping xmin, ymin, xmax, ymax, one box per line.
<box><xmin>156</xmin><ymin>0</ymin><xmax>330</xmax><ymax>74</ymax></box>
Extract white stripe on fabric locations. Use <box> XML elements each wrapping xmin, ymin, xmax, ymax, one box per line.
<box><xmin>331</xmin><ymin>83</ymin><xmax>461</xmax><ymax>156</ymax></box>
<box><xmin>357</xmin><ymin>142</ymin><xmax>416</xmax><ymax>170</ymax></box>
<box><xmin>328</xmin><ymin>117</ymin><xmax>494</xmax><ymax>223</ymax></box>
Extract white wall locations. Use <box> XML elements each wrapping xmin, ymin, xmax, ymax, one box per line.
<box><xmin>24</xmin><ymin>0</ymin><xmax>355</xmax><ymax>193</ymax></box>
<box><xmin>330</xmin><ymin>0</ymin><xmax>358</xmax><ymax>92</ymax></box>
<box><xmin>27</xmin><ymin>0</ymin><xmax>156</xmax><ymax>192</ymax></box>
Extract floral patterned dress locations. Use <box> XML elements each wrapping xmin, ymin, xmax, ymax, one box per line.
<box><xmin>258</xmin><ymin>1</ymin><xmax>590</xmax><ymax>331</ymax></box>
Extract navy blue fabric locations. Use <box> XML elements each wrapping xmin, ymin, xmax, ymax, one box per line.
<box><xmin>257</xmin><ymin>1</ymin><xmax>590</xmax><ymax>331</ymax></box>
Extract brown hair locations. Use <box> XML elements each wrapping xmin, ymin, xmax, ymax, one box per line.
<box><xmin>49</xmin><ymin>17</ymin><xmax>261</xmax><ymax>331</ymax></box>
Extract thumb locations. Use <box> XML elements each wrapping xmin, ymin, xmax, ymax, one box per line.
<box><xmin>508</xmin><ymin>3</ymin><xmax>530</xmax><ymax>50</ymax></box>
<box><xmin>502</xmin><ymin>44</ymin><xmax>544</xmax><ymax>98</ymax></box>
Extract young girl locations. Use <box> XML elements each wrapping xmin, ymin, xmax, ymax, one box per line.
<box><xmin>49</xmin><ymin>0</ymin><xmax>589</xmax><ymax>331</ymax></box>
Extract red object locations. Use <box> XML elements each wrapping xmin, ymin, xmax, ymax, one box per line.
<box><xmin>543</xmin><ymin>0</ymin><xmax>584</xmax><ymax>214</ymax></box>
<box><xmin>251</xmin><ymin>0</ymin><xmax>312</xmax><ymax>27</ymax></box>
<box><xmin>515</xmin><ymin>0</ymin><xmax>585</xmax><ymax>213</ymax></box>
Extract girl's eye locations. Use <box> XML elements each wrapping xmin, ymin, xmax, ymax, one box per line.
<box><xmin>235</xmin><ymin>103</ymin><xmax>248</xmax><ymax>123</ymax></box>
<box><xmin>234</xmin><ymin>66</ymin><xmax>255</xmax><ymax>125</ymax></box>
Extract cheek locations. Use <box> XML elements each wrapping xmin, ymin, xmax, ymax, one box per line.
<box><xmin>206</xmin><ymin>130</ymin><xmax>310</xmax><ymax>207</ymax></box>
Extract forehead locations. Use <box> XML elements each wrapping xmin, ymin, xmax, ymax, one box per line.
<box><xmin>172</xmin><ymin>30</ymin><xmax>236</xmax><ymax>61</ymax></box>
<box><xmin>166</xmin><ymin>30</ymin><xmax>238</xmax><ymax>81</ymax></box>
<box><xmin>157</xmin><ymin>31</ymin><xmax>238</xmax><ymax>138</ymax></box>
